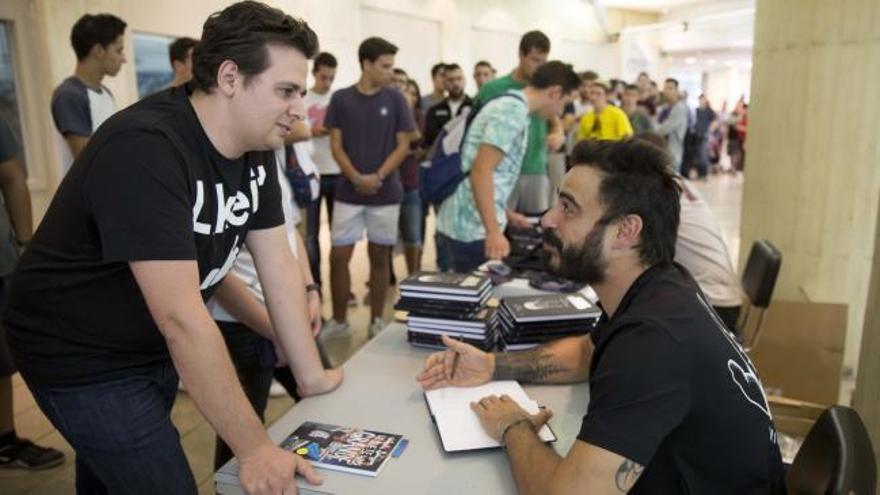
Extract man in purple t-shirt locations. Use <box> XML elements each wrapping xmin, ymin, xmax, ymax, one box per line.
<box><xmin>324</xmin><ymin>37</ymin><xmax>414</xmax><ymax>339</ymax></box>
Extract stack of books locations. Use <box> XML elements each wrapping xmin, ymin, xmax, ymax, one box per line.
<box><xmin>396</xmin><ymin>272</ymin><xmax>496</xmax><ymax>351</ymax></box>
<box><xmin>498</xmin><ymin>293</ymin><xmax>601</xmax><ymax>351</ymax></box>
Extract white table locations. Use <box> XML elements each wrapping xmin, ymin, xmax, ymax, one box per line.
<box><xmin>215</xmin><ymin>322</ymin><xmax>590</xmax><ymax>494</ymax></box>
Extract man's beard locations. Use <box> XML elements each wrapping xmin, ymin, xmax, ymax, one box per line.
<box><xmin>449</xmin><ymin>88</ymin><xmax>464</xmax><ymax>99</ymax></box>
<box><xmin>543</xmin><ymin>224</ymin><xmax>608</xmax><ymax>284</ymax></box>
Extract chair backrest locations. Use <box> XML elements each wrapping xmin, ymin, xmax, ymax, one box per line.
<box><xmin>741</xmin><ymin>239</ymin><xmax>782</xmax><ymax>308</ymax></box>
<box><xmin>787</xmin><ymin>405</ymin><xmax>877</xmax><ymax>495</ymax></box>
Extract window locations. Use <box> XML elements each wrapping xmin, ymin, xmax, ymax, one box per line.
<box><xmin>0</xmin><ymin>21</ymin><xmax>26</xmax><ymax>169</ymax></box>
<box><xmin>133</xmin><ymin>32</ymin><xmax>175</xmax><ymax>98</ymax></box>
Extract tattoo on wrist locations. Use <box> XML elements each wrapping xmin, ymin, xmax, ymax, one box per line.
<box><xmin>614</xmin><ymin>459</ymin><xmax>644</xmax><ymax>492</ymax></box>
<box><xmin>492</xmin><ymin>349</ymin><xmax>567</xmax><ymax>382</ymax></box>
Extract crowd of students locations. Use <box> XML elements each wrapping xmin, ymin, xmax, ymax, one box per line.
<box><xmin>0</xmin><ymin>2</ymin><xmax>781</xmax><ymax>494</ymax></box>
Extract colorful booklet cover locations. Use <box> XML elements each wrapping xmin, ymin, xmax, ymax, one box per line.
<box><xmin>281</xmin><ymin>421</ymin><xmax>404</xmax><ymax>477</ymax></box>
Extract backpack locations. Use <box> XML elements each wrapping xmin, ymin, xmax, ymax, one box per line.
<box><xmin>419</xmin><ymin>92</ymin><xmax>526</xmax><ymax>205</ymax></box>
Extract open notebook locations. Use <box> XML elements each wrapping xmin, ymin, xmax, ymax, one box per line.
<box><xmin>424</xmin><ymin>381</ymin><xmax>556</xmax><ymax>452</ymax></box>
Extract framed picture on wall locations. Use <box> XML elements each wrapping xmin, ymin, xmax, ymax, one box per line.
<box><xmin>133</xmin><ymin>32</ymin><xmax>174</xmax><ymax>98</ymax></box>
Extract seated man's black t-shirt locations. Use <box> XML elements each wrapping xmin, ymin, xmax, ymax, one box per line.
<box><xmin>578</xmin><ymin>263</ymin><xmax>785</xmax><ymax>493</ymax></box>
<box><xmin>3</xmin><ymin>86</ymin><xmax>284</xmax><ymax>386</ymax></box>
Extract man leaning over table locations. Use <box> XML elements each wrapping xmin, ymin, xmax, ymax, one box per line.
<box><xmin>3</xmin><ymin>3</ymin><xmax>334</xmax><ymax>493</ymax></box>
<box><xmin>418</xmin><ymin>139</ymin><xmax>785</xmax><ymax>494</ymax></box>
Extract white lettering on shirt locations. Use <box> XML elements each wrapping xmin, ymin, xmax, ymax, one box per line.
<box><xmin>193</xmin><ymin>180</ymin><xmax>211</xmax><ymax>235</ymax></box>
<box><xmin>200</xmin><ymin>235</ymin><xmax>240</xmax><ymax>290</ymax></box>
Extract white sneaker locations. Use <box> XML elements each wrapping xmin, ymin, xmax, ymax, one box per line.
<box><xmin>320</xmin><ymin>319</ymin><xmax>350</xmax><ymax>340</ymax></box>
<box><xmin>368</xmin><ymin>318</ymin><xmax>385</xmax><ymax>339</ymax></box>
<box><xmin>269</xmin><ymin>380</ymin><xmax>287</xmax><ymax>398</ymax></box>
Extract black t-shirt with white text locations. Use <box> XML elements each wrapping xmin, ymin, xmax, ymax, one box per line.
<box><xmin>578</xmin><ymin>263</ymin><xmax>784</xmax><ymax>493</ymax></box>
<box><xmin>3</xmin><ymin>86</ymin><xmax>284</xmax><ymax>386</ymax></box>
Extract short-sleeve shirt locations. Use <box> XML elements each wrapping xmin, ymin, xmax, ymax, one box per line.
<box><xmin>476</xmin><ymin>74</ymin><xmax>547</xmax><ymax>175</ymax></box>
<box><xmin>51</xmin><ymin>77</ymin><xmax>117</xmax><ymax>174</ymax></box>
<box><xmin>323</xmin><ymin>85</ymin><xmax>415</xmax><ymax>206</ymax></box>
<box><xmin>436</xmin><ymin>90</ymin><xmax>529</xmax><ymax>242</ymax></box>
<box><xmin>574</xmin><ymin>104</ymin><xmax>634</xmax><ymax>141</ymax></box>
<box><xmin>3</xmin><ymin>86</ymin><xmax>284</xmax><ymax>386</ymax></box>
<box><xmin>304</xmin><ymin>89</ymin><xmax>339</xmax><ymax>175</ymax></box>
<box><xmin>578</xmin><ymin>263</ymin><xmax>785</xmax><ymax>493</ymax></box>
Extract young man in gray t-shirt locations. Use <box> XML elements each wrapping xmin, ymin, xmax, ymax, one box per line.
<box><xmin>323</xmin><ymin>37</ymin><xmax>414</xmax><ymax>339</ymax></box>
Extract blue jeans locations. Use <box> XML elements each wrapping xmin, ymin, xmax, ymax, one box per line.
<box><xmin>437</xmin><ymin>232</ymin><xmax>486</xmax><ymax>273</ymax></box>
<box><xmin>26</xmin><ymin>362</ymin><xmax>196</xmax><ymax>494</ymax></box>
<box><xmin>399</xmin><ymin>189</ymin><xmax>423</xmax><ymax>247</ymax></box>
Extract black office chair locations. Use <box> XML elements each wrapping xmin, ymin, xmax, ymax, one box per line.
<box><xmin>787</xmin><ymin>405</ymin><xmax>877</xmax><ymax>494</ymax></box>
<box><xmin>738</xmin><ymin>239</ymin><xmax>782</xmax><ymax>352</ymax></box>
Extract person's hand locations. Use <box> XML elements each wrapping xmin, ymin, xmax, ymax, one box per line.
<box><xmin>238</xmin><ymin>442</ymin><xmax>323</xmax><ymax>495</ymax></box>
<box><xmin>297</xmin><ymin>367</ymin><xmax>343</xmax><ymax>397</ymax></box>
<box><xmin>506</xmin><ymin>210</ymin><xmax>532</xmax><ymax>229</ymax></box>
<box><xmin>353</xmin><ymin>173</ymin><xmax>381</xmax><ymax>195</ymax></box>
<box><xmin>546</xmin><ymin>132</ymin><xmax>565</xmax><ymax>152</ymax></box>
<box><xmin>485</xmin><ymin>230</ymin><xmax>510</xmax><ymax>261</ymax></box>
<box><xmin>307</xmin><ymin>291</ymin><xmax>322</xmax><ymax>337</ymax></box>
<box><xmin>417</xmin><ymin>334</ymin><xmax>494</xmax><ymax>390</ymax></box>
<box><xmin>470</xmin><ymin>394</ymin><xmax>554</xmax><ymax>443</ymax></box>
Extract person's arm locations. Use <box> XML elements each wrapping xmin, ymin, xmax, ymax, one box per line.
<box><xmin>329</xmin><ymin>128</ymin><xmax>380</xmax><ymax>195</ymax></box>
<box><xmin>470</xmin><ymin>143</ymin><xmax>508</xmax><ymax>260</ymax></box>
<box><xmin>130</xmin><ymin>260</ymin><xmax>322</xmax><ymax>493</ymax></box>
<box><xmin>286</xmin><ymin>120</ymin><xmax>312</xmax><ymax>144</ymax></box>
<box><xmin>293</xmin><ymin>229</ymin><xmax>322</xmax><ymax>336</ymax></box>
<box><xmin>212</xmin><ymin>273</ymin><xmax>273</xmax><ymax>339</ymax></box>
<box><xmin>546</xmin><ymin>115</ymin><xmax>565</xmax><ymax>152</ymax></box>
<box><xmin>65</xmin><ymin>135</ymin><xmax>90</xmax><ymax>159</ymax></box>
<box><xmin>0</xmin><ymin>155</ymin><xmax>33</xmax><ymax>244</ymax></box>
<box><xmin>247</xmin><ymin>225</ymin><xmax>341</xmax><ymax>396</ymax></box>
<box><xmin>655</xmin><ymin>103</ymin><xmax>686</xmax><ymax>137</ymax></box>
<box><xmin>470</xmin><ymin>396</ymin><xmax>643</xmax><ymax>495</ymax></box>
<box><xmin>417</xmin><ymin>334</ymin><xmax>593</xmax><ymax>389</ymax></box>
<box><xmin>618</xmin><ymin>111</ymin><xmax>634</xmax><ymax>139</ymax></box>
<box><xmin>375</xmin><ymin>131</ymin><xmax>411</xmax><ymax>180</ymax></box>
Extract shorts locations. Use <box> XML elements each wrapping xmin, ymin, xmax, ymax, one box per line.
<box><xmin>399</xmin><ymin>189</ymin><xmax>423</xmax><ymax>247</ymax></box>
<box><xmin>331</xmin><ymin>201</ymin><xmax>400</xmax><ymax>247</ymax></box>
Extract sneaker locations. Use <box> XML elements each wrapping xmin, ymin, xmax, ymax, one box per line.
<box><xmin>269</xmin><ymin>380</ymin><xmax>287</xmax><ymax>398</ymax></box>
<box><xmin>347</xmin><ymin>292</ymin><xmax>358</xmax><ymax>307</ymax></box>
<box><xmin>368</xmin><ymin>318</ymin><xmax>386</xmax><ymax>339</ymax></box>
<box><xmin>320</xmin><ymin>319</ymin><xmax>350</xmax><ymax>340</ymax></box>
<box><xmin>0</xmin><ymin>438</ymin><xmax>65</xmax><ymax>470</ymax></box>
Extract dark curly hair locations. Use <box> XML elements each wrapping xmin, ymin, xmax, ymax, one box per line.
<box><xmin>190</xmin><ymin>1</ymin><xmax>318</xmax><ymax>93</ymax></box>
<box><xmin>570</xmin><ymin>139</ymin><xmax>682</xmax><ymax>266</ymax></box>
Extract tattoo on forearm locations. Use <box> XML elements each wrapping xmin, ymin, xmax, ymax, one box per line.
<box><xmin>614</xmin><ymin>460</ymin><xmax>644</xmax><ymax>492</ymax></box>
<box><xmin>492</xmin><ymin>349</ymin><xmax>567</xmax><ymax>382</ymax></box>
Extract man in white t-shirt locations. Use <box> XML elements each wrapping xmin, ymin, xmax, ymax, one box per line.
<box><xmin>51</xmin><ymin>13</ymin><xmax>127</xmax><ymax>173</ymax></box>
<box><xmin>303</xmin><ymin>52</ymin><xmax>339</xmax><ymax>288</ymax></box>
<box><xmin>674</xmin><ymin>178</ymin><xmax>744</xmax><ymax>336</ymax></box>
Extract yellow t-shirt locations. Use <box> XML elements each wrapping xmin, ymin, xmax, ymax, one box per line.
<box><xmin>575</xmin><ymin>105</ymin><xmax>634</xmax><ymax>142</ymax></box>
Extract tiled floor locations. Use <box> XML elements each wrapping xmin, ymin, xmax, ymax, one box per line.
<box><xmin>0</xmin><ymin>173</ymin><xmax>743</xmax><ymax>494</ymax></box>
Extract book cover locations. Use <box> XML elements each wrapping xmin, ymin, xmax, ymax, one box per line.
<box><xmin>400</xmin><ymin>271</ymin><xmax>491</xmax><ymax>296</ymax></box>
<box><xmin>502</xmin><ymin>294</ymin><xmax>600</xmax><ymax>323</ymax></box>
<box><xmin>281</xmin><ymin>421</ymin><xmax>403</xmax><ymax>477</ymax></box>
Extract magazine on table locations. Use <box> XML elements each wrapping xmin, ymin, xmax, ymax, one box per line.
<box><xmin>281</xmin><ymin>421</ymin><xmax>404</xmax><ymax>477</ymax></box>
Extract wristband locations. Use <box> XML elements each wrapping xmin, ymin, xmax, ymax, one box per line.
<box><xmin>305</xmin><ymin>283</ymin><xmax>321</xmax><ymax>293</ymax></box>
<box><xmin>500</xmin><ymin>417</ymin><xmax>532</xmax><ymax>447</ymax></box>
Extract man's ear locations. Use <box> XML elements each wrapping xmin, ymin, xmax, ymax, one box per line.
<box><xmin>89</xmin><ymin>43</ymin><xmax>105</xmax><ymax>61</ymax></box>
<box><xmin>215</xmin><ymin>59</ymin><xmax>240</xmax><ymax>96</ymax></box>
<box><xmin>611</xmin><ymin>214</ymin><xmax>644</xmax><ymax>251</ymax></box>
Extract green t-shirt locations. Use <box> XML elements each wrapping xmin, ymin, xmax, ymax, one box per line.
<box><xmin>475</xmin><ymin>74</ymin><xmax>547</xmax><ymax>175</ymax></box>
